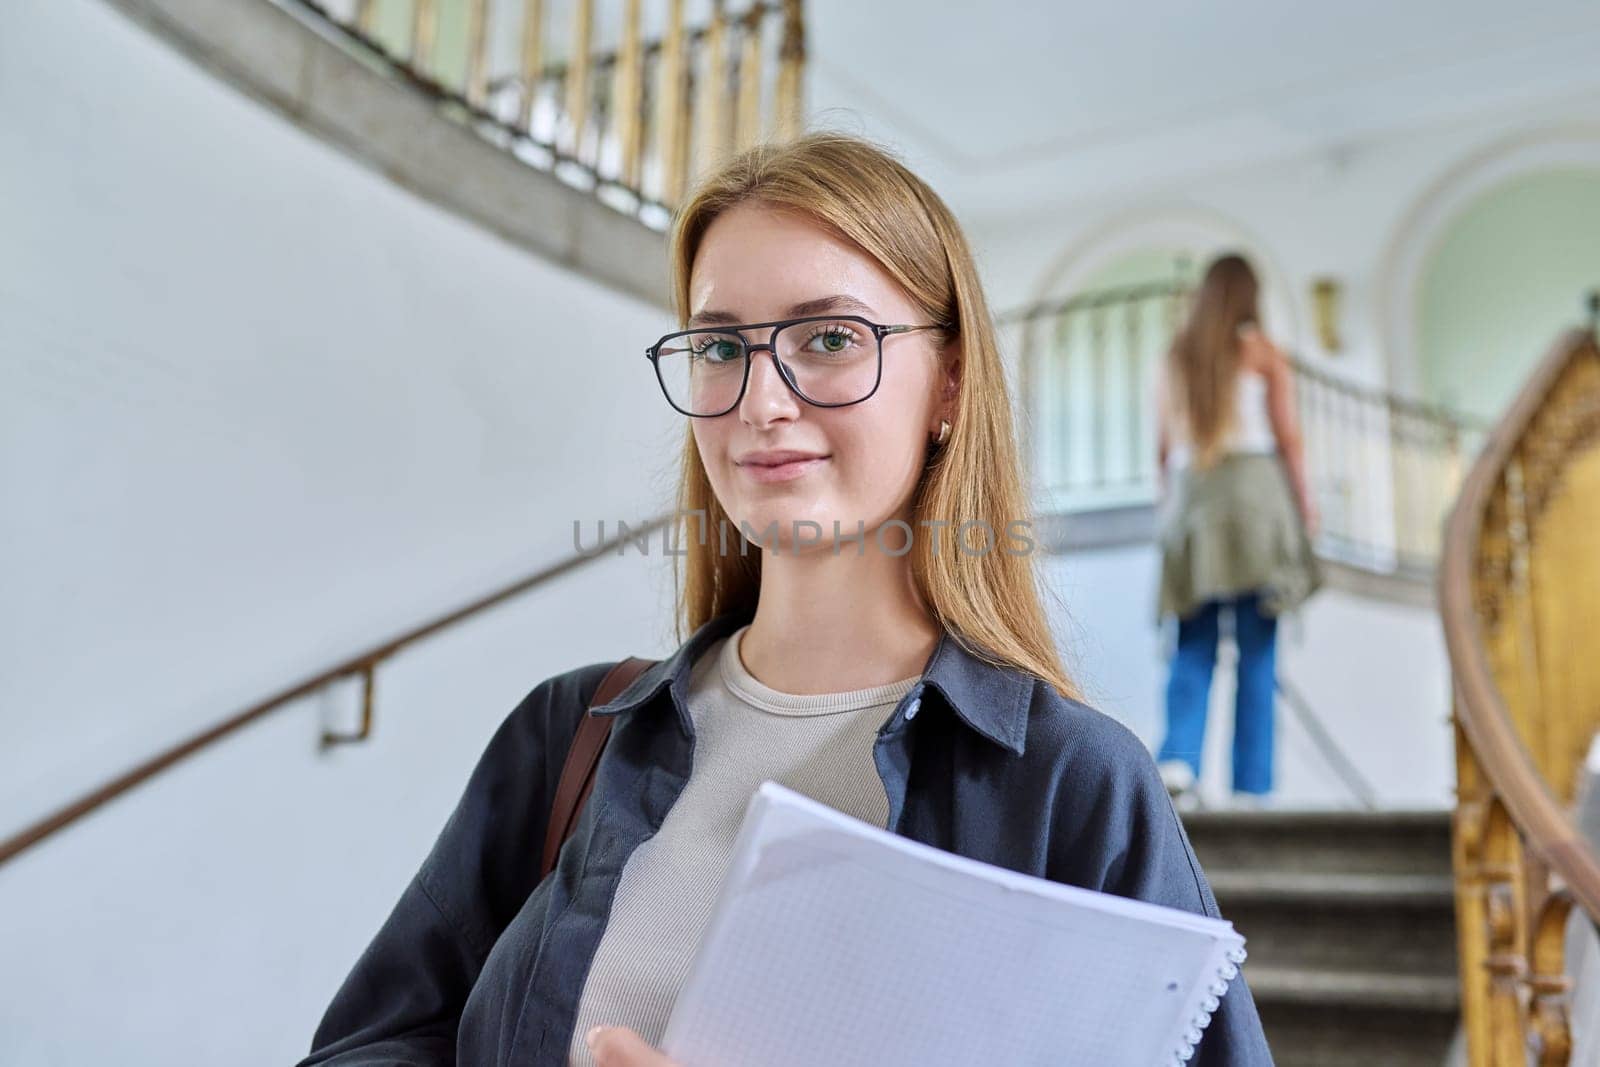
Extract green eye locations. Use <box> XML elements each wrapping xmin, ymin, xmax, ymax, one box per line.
<box><xmin>692</xmin><ymin>338</ymin><xmax>743</xmax><ymax>363</ymax></box>
<box><xmin>804</xmin><ymin>325</ymin><xmax>858</xmax><ymax>355</ymax></box>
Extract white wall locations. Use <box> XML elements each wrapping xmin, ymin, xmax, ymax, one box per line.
<box><xmin>0</xmin><ymin>0</ymin><xmax>691</xmax><ymax>838</ymax></box>
<box><xmin>0</xmin><ymin>0</ymin><xmax>685</xmax><ymax>1062</ymax></box>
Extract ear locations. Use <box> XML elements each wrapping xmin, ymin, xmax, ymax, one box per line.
<box><xmin>939</xmin><ymin>337</ymin><xmax>963</xmax><ymax>408</ymax></box>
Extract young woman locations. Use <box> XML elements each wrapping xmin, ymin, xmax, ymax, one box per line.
<box><xmin>299</xmin><ymin>135</ymin><xmax>1273</xmax><ymax>1067</ymax></box>
<box><xmin>1153</xmin><ymin>253</ymin><xmax>1322</xmax><ymax>809</ymax></box>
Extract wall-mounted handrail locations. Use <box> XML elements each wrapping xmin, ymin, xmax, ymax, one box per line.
<box><xmin>0</xmin><ymin>513</ymin><xmax>674</xmax><ymax>869</ymax></box>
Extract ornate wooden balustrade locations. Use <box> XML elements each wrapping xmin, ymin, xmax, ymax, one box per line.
<box><xmin>1440</xmin><ymin>327</ymin><xmax>1600</xmax><ymax>1065</ymax></box>
<box><xmin>302</xmin><ymin>0</ymin><xmax>806</xmax><ymax>224</ymax></box>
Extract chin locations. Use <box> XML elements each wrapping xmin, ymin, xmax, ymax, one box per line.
<box><xmin>727</xmin><ymin>502</ymin><xmax>837</xmax><ymax>547</ymax></box>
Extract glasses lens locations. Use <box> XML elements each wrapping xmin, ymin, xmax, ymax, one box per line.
<box><xmin>773</xmin><ymin>319</ymin><xmax>880</xmax><ymax>405</ymax></box>
<box><xmin>655</xmin><ymin>330</ymin><xmax>748</xmax><ymax>415</ymax></box>
<box><xmin>652</xmin><ymin>319</ymin><xmax>883</xmax><ymax>415</ymax></box>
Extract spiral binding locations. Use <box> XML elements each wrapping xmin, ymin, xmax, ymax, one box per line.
<box><xmin>1172</xmin><ymin>941</ymin><xmax>1249</xmax><ymax>1064</ymax></box>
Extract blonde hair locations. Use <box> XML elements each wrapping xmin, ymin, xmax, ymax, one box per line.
<box><xmin>1167</xmin><ymin>253</ymin><xmax>1260</xmax><ymax>470</ymax></box>
<box><xmin>666</xmin><ymin>132</ymin><xmax>1079</xmax><ymax>702</ymax></box>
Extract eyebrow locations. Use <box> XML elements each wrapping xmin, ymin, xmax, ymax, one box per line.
<box><xmin>687</xmin><ymin>294</ymin><xmax>877</xmax><ymax>328</ymax></box>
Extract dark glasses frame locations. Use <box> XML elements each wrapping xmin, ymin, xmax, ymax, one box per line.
<box><xmin>644</xmin><ymin>314</ymin><xmax>948</xmax><ymax>418</ymax></box>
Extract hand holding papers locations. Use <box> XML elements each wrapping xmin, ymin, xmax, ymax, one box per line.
<box><xmin>663</xmin><ymin>781</ymin><xmax>1246</xmax><ymax>1067</ymax></box>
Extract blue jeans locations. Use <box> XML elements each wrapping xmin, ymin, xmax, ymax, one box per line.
<box><xmin>1157</xmin><ymin>591</ymin><xmax>1278</xmax><ymax>795</ymax></box>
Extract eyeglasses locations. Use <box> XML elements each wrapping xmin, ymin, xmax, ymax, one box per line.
<box><xmin>645</xmin><ymin>314</ymin><xmax>947</xmax><ymax>418</ymax></box>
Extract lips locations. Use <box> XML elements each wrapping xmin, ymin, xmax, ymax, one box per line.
<box><xmin>735</xmin><ymin>451</ymin><xmax>830</xmax><ymax>484</ymax></box>
<box><xmin>736</xmin><ymin>450</ymin><xmax>829</xmax><ymax>467</ymax></box>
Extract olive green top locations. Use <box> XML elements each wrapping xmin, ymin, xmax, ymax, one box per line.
<box><xmin>1156</xmin><ymin>451</ymin><xmax>1322</xmax><ymax>622</ymax></box>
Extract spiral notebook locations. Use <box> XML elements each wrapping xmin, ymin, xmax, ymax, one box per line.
<box><xmin>662</xmin><ymin>782</ymin><xmax>1246</xmax><ymax>1067</ymax></box>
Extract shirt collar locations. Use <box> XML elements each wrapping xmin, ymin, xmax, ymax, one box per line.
<box><xmin>590</xmin><ymin>607</ymin><xmax>1033</xmax><ymax>755</ymax></box>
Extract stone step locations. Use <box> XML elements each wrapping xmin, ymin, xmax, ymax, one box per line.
<box><xmin>1181</xmin><ymin>809</ymin><xmax>1455</xmax><ymax>878</ymax></box>
<box><xmin>1206</xmin><ymin>870</ymin><xmax>1456</xmax><ymax>905</ymax></box>
<box><xmin>1252</xmin><ymin>1004</ymin><xmax>1460</xmax><ymax>1067</ymax></box>
<box><xmin>1243</xmin><ymin>968</ymin><xmax>1461</xmax><ymax>1067</ymax></box>
<box><xmin>1177</xmin><ymin>809</ymin><xmax>1462</xmax><ymax>1064</ymax></box>
<box><xmin>1208</xmin><ymin>870</ymin><xmax>1458</xmax><ymax>976</ymax></box>
<box><xmin>1245</xmin><ymin>967</ymin><xmax>1460</xmax><ymax>1012</ymax></box>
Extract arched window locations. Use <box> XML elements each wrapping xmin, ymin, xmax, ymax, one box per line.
<box><xmin>1416</xmin><ymin>167</ymin><xmax>1600</xmax><ymax>419</ymax></box>
<box><xmin>1378</xmin><ymin>131</ymin><xmax>1600</xmax><ymax>403</ymax></box>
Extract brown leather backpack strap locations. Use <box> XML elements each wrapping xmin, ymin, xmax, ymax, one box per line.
<box><xmin>539</xmin><ymin>657</ymin><xmax>657</xmax><ymax>882</ymax></box>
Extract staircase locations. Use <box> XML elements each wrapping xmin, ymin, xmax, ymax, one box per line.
<box><xmin>1182</xmin><ymin>810</ymin><xmax>1459</xmax><ymax>1066</ymax></box>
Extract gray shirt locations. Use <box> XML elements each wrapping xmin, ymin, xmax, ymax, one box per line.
<box><xmin>567</xmin><ymin>625</ymin><xmax>918</xmax><ymax>1065</ymax></box>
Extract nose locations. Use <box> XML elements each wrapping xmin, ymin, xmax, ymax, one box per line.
<box><xmin>738</xmin><ymin>346</ymin><xmax>801</xmax><ymax>428</ymax></box>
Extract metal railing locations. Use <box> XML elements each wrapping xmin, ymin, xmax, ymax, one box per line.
<box><xmin>296</xmin><ymin>0</ymin><xmax>806</xmax><ymax>227</ymax></box>
<box><xmin>1003</xmin><ymin>281</ymin><xmax>1491</xmax><ymax>576</ymax></box>
<box><xmin>0</xmin><ymin>514</ymin><xmax>674</xmax><ymax>868</ymax></box>
<box><xmin>1276</xmin><ymin>674</ymin><xmax>1380</xmax><ymax>810</ymax></box>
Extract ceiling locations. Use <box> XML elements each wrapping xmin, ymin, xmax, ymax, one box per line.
<box><xmin>800</xmin><ymin>0</ymin><xmax>1600</xmax><ymax>226</ymax></box>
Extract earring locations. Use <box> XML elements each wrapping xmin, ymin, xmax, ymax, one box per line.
<box><xmin>933</xmin><ymin>419</ymin><xmax>951</xmax><ymax>446</ymax></box>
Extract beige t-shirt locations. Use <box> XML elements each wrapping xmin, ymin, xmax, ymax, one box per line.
<box><xmin>566</xmin><ymin>624</ymin><xmax>918</xmax><ymax>1065</ymax></box>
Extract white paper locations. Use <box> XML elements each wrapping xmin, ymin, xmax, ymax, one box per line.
<box><xmin>662</xmin><ymin>781</ymin><xmax>1245</xmax><ymax>1067</ymax></box>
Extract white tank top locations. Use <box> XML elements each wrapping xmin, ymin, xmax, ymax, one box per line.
<box><xmin>1167</xmin><ymin>369</ymin><xmax>1276</xmax><ymax>471</ymax></box>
